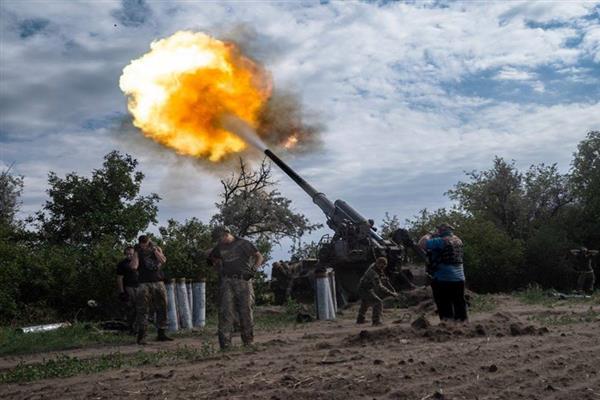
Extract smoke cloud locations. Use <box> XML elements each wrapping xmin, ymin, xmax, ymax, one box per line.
<box><xmin>220</xmin><ymin>25</ymin><xmax>324</xmax><ymax>153</ymax></box>
<box><xmin>257</xmin><ymin>89</ymin><xmax>323</xmax><ymax>153</ymax></box>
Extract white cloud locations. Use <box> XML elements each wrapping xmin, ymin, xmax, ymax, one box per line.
<box><xmin>582</xmin><ymin>23</ymin><xmax>600</xmax><ymax>62</ymax></box>
<box><xmin>1</xmin><ymin>0</ymin><xmax>599</xmax><ymax>261</ymax></box>
<box><xmin>495</xmin><ymin>67</ymin><xmax>536</xmax><ymax>81</ymax></box>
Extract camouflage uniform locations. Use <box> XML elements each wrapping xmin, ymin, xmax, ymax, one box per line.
<box><xmin>116</xmin><ymin>257</ymin><xmax>138</xmax><ymax>334</ymax></box>
<box><xmin>578</xmin><ymin>271</ymin><xmax>595</xmax><ymax>294</ymax></box>
<box><xmin>357</xmin><ymin>263</ymin><xmax>396</xmax><ymax>325</ymax></box>
<box><xmin>270</xmin><ymin>261</ymin><xmax>292</xmax><ymax>305</ymax></box>
<box><xmin>135</xmin><ymin>244</ymin><xmax>170</xmax><ymax>342</ymax></box>
<box><xmin>124</xmin><ymin>286</ymin><xmax>138</xmax><ymax>332</ymax></box>
<box><xmin>218</xmin><ymin>277</ymin><xmax>255</xmax><ymax>348</ymax></box>
<box><xmin>572</xmin><ymin>248</ymin><xmax>597</xmax><ymax>294</ymax></box>
<box><xmin>210</xmin><ymin>236</ymin><xmax>259</xmax><ymax>349</ymax></box>
<box><xmin>135</xmin><ymin>282</ymin><xmax>168</xmax><ymax>332</ymax></box>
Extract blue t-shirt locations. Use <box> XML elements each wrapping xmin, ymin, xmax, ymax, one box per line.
<box><xmin>425</xmin><ymin>236</ymin><xmax>465</xmax><ymax>282</ymax></box>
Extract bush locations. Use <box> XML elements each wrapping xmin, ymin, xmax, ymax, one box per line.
<box><xmin>524</xmin><ymin>224</ymin><xmax>576</xmax><ymax>290</ymax></box>
<box><xmin>459</xmin><ymin>218</ymin><xmax>525</xmax><ymax>292</ymax></box>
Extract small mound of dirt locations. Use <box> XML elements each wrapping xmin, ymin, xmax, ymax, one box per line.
<box><xmin>397</xmin><ymin>287</ymin><xmax>433</xmax><ymax>308</ymax></box>
<box><xmin>345</xmin><ymin>313</ymin><xmax>548</xmax><ymax>345</ymax></box>
<box><xmin>411</xmin><ymin>315</ymin><xmax>431</xmax><ymax>330</ymax></box>
<box><xmin>315</xmin><ymin>341</ymin><xmax>333</xmax><ymax>349</ymax></box>
<box><xmin>347</xmin><ymin>327</ymin><xmax>402</xmax><ymax>344</ymax></box>
<box><xmin>509</xmin><ymin>323</ymin><xmax>548</xmax><ymax>336</ymax></box>
<box><xmin>296</xmin><ymin>313</ymin><xmax>314</xmax><ymax>323</ymax></box>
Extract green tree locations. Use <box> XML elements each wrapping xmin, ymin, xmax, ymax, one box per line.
<box><xmin>521</xmin><ymin>163</ymin><xmax>572</xmax><ymax>233</ymax></box>
<box><xmin>34</xmin><ymin>151</ymin><xmax>160</xmax><ymax>245</ymax></box>
<box><xmin>289</xmin><ymin>238</ymin><xmax>319</xmax><ymax>261</ymax></box>
<box><xmin>212</xmin><ymin>157</ymin><xmax>321</xmax><ymax>260</ymax></box>
<box><xmin>459</xmin><ymin>218</ymin><xmax>525</xmax><ymax>292</ymax></box>
<box><xmin>0</xmin><ymin>167</ymin><xmax>27</xmax><ymax>321</ymax></box>
<box><xmin>159</xmin><ymin>218</ymin><xmax>214</xmax><ymax>280</ymax></box>
<box><xmin>4</xmin><ymin>152</ymin><xmax>161</xmax><ymax>322</ymax></box>
<box><xmin>447</xmin><ymin>157</ymin><xmax>572</xmax><ymax>240</ymax></box>
<box><xmin>570</xmin><ymin>131</ymin><xmax>600</xmax><ymax>244</ymax></box>
<box><xmin>0</xmin><ymin>234</ymin><xmax>29</xmax><ymax>322</ymax></box>
<box><xmin>447</xmin><ymin>157</ymin><xmax>524</xmax><ymax>238</ymax></box>
<box><xmin>0</xmin><ymin>166</ymin><xmax>24</xmax><ymax>229</ymax></box>
<box><xmin>379</xmin><ymin>212</ymin><xmax>401</xmax><ymax>239</ymax></box>
<box><xmin>405</xmin><ymin>209</ymin><xmax>525</xmax><ymax>292</ymax></box>
<box><xmin>404</xmin><ymin>208</ymin><xmax>465</xmax><ymax>238</ymax></box>
<box><xmin>524</xmin><ymin>223</ymin><xmax>576</xmax><ymax>290</ymax></box>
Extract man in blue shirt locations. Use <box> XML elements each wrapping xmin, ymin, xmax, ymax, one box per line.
<box><xmin>419</xmin><ymin>223</ymin><xmax>468</xmax><ymax>322</ymax></box>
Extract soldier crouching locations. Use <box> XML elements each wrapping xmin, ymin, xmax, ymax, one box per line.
<box><xmin>356</xmin><ymin>257</ymin><xmax>398</xmax><ymax>326</ymax></box>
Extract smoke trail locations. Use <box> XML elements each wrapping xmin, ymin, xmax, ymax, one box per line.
<box><xmin>220</xmin><ymin>114</ymin><xmax>267</xmax><ymax>152</ymax></box>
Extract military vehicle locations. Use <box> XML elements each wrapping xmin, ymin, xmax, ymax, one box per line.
<box><xmin>263</xmin><ymin>149</ymin><xmax>427</xmax><ymax>307</ymax></box>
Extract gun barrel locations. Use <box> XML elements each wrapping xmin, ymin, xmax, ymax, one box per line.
<box><xmin>264</xmin><ymin>148</ymin><xmax>386</xmax><ymax>244</ymax></box>
<box><xmin>264</xmin><ymin>149</ymin><xmax>335</xmax><ymax>218</ymax></box>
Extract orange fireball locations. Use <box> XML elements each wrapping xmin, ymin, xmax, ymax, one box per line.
<box><xmin>119</xmin><ymin>31</ymin><xmax>271</xmax><ymax>161</ymax></box>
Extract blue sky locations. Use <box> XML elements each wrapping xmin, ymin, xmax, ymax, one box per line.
<box><xmin>1</xmin><ymin>1</ymin><xmax>599</xmax><ymax>262</ymax></box>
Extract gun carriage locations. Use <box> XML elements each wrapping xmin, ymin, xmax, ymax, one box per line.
<box><xmin>264</xmin><ymin>149</ymin><xmax>426</xmax><ymax>306</ymax></box>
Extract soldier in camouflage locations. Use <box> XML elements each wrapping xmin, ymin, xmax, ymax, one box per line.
<box><xmin>356</xmin><ymin>257</ymin><xmax>398</xmax><ymax>326</ymax></box>
<box><xmin>116</xmin><ymin>246</ymin><xmax>138</xmax><ymax>335</ymax></box>
<box><xmin>270</xmin><ymin>261</ymin><xmax>292</xmax><ymax>305</ymax></box>
<box><xmin>131</xmin><ymin>235</ymin><xmax>173</xmax><ymax>345</ymax></box>
<box><xmin>210</xmin><ymin>226</ymin><xmax>264</xmax><ymax>350</ymax></box>
<box><xmin>570</xmin><ymin>247</ymin><xmax>598</xmax><ymax>294</ymax></box>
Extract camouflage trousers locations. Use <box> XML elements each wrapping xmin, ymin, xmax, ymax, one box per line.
<box><xmin>124</xmin><ymin>286</ymin><xmax>138</xmax><ymax>333</ymax></box>
<box><xmin>135</xmin><ymin>282</ymin><xmax>168</xmax><ymax>332</ymax></box>
<box><xmin>218</xmin><ymin>277</ymin><xmax>255</xmax><ymax>349</ymax></box>
<box><xmin>357</xmin><ymin>293</ymin><xmax>383</xmax><ymax>324</ymax></box>
<box><xmin>577</xmin><ymin>271</ymin><xmax>595</xmax><ymax>294</ymax></box>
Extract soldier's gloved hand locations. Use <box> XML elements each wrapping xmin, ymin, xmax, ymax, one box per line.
<box><xmin>119</xmin><ymin>291</ymin><xmax>129</xmax><ymax>302</ymax></box>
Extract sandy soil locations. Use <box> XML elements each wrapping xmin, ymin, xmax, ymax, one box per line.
<box><xmin>2</xmin><ymin>292</ymin><xmax>599</xmax><ymax>400</ymax></box>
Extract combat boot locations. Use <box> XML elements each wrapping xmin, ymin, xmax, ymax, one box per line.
<box><xmin>218</xmin><ymin>334</ymin><xmax>231</xmax><ymax>351</ymax></box>
<box><xmin>136</xmin><ymin>329</ymin><xmax>148</xmax><ymax>345</ymax></box>
<box><xmin>156</xmin><ymin>329</ymin><xmax>174</xmax><ymax>342</ymax></box>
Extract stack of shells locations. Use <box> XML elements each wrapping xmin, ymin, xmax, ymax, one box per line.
<box><xmin>315</xmin><ymin>268</ymin><xmax>337</xmax><ymax>320</ymax></box>
<box><xmin>166</xmin><ymin>278</ymin><xmax>206</xmax><ymax>332</ymax></box>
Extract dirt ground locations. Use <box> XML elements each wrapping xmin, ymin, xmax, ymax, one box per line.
<box><xmin>1</xmin><ymin>292</ymin><xmax>599</xmax><ymax>400</ymax></box>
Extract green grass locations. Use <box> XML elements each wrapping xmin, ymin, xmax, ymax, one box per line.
<box><xmin>254</xmin><ymin>299</ymin><xmax>304</xmax><ymax>329</ymax></box>
<box><xmin>0</xmin><ymin>344</ymin><xmax>216</xmax><ymax>384</ymax></box>
<box><xmin>515</xmin><ymin>285</ymin><xmax>600</xmax><ymax>306</ymax></box>
<box><xmin>0</xmin><ymin>322</ymin><xmax>214</xmax><ymax>357</ymax></box>
<box><xmin>0</xmin><ymin>323</ymin><xmax>132</xmax><ymax>357</ymax></box>
<box><xmin>527</xmin><ymin>308</ymin><xmax>600</xmax><ymax>326</ymax></box>
<box><xmin>0</xmin><ymin>305</ymin><xmax>303</xmax><ymax>385</ymax></box>
<box><xmin>0</xmin><ymin>304</ymin><xmax>302</xmax><ymax>358</ymax></box>
<box><xmin>469</xmin><ymin>294</ymin><xmax>498</xmax><ymax>313</ymax></box>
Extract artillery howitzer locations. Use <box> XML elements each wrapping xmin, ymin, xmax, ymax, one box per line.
<box><xmin>264</xmin><ymin>149</ymin><xmax>425</xmax><ymax>306</ymax></box>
